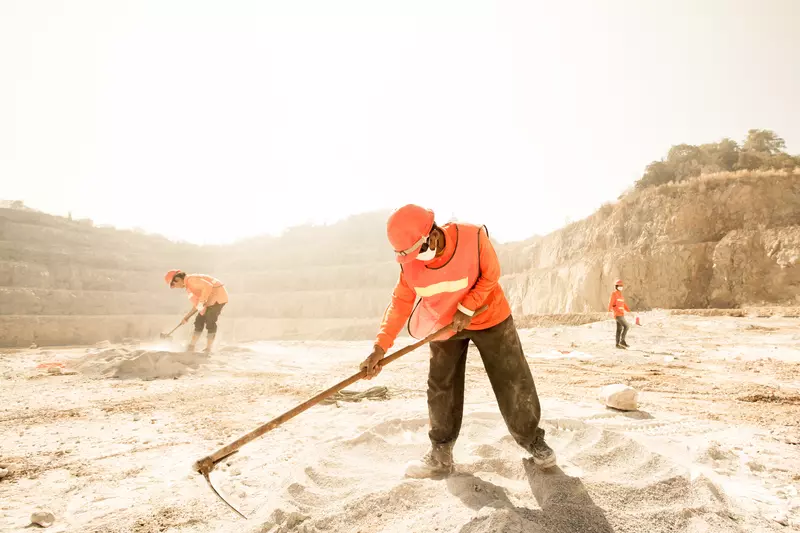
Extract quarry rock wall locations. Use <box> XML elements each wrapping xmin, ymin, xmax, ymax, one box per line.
<box><xmin>2</xmin><ymin>171</ymin><xmax>798</xmax><ymax>347</ymax></box>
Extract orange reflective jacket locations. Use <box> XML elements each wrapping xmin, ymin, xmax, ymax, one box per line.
<box><xmin>185</xmin><ymin>274</ymin><xmax>229</xmax><ymax>310</ymax></box>
<box><xmin>608</xmin><ymin>290</ymin><xmax>630</xmax><ymax>317</ymax></box>
<box><xmin>375</xmin><ymin>223</ymin><xmax>511</xmax><ymax>352</ymax></box>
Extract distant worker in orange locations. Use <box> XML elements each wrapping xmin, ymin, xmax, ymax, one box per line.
<box><xmin>609</xmin><ymin>279</ymin><xmax>631</xmax><ymax>349</ymax></box>
<box><xmin>359</xmin><ymin>204</ymin><xmax>556</xmax><ymax>478</ymax></box>
<box><xmin>165</xmin><ymin>270</ymin><xmax>229</xmax><ymax>353</ymax></box>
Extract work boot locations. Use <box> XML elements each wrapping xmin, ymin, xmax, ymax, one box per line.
<box><xmin>529</xmin><ymin>427</ymin><xmax>556</xmax><ymax>468</ymax></box>
<box><xmin>620</xmin><ymin>340</ymin><xmax>629</xmax><ymax>348</ymax></box>
<box><xmin>616</xmin><ymin>343</ymin><xmax>627</xmax><ymax>350</ymax></box>
<box><xmin>187</xmin><ymin>332</ymin><xmax>201</xmax><ymax>352</ymax></box>
<box><xmin>404</xmin><ymin>442</ymin><xmax>455</xmax><ymax>479</ymax></box>
<box><xmin>204</xmin><ymin>333</ymin><xmax>216</xmax><ymax>354</ymax></box>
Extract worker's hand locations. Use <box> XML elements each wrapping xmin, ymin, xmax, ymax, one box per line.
<box><xmin>360</xmin><ymin>345</ymin><xmax>386</xmax><ymax>379</ymax></box>
<box><xmin>451</xmin><ymin>310</ymin><xmax>472</xmax><ymax>332</ymax></box>
<box><xmin>197</xmin><ymin>303</ymin><xmax>206</xmax><ymax>316</ymax></box>
<box><xmin>180</xmin><ymin>318</ymin><xmax>189</xmax><ymax>326</ymax></box>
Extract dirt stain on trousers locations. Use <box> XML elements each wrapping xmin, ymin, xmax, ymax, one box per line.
<box><xmin>427</xmin><ymin>315</ymin><xmax>542</xmax><ymax>452</ymax></box>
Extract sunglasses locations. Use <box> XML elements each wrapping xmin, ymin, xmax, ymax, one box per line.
<box><xmin>420</xmin><ymin>238</ymin><xmax>431</xmax><ymax>254</ymax></box>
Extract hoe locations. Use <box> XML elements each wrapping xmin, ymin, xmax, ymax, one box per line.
<box><xmin>193</xmin><ymin>308</ymin><xmax>486</xmax><ymax>519</ymax></box>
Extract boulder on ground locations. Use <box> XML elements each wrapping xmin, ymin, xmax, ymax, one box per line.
<box><xmin>30</xmin><ymin>510</ymin><xmax>55</xmax><ymax>528</ymax></box>
<box><xmin>599</xmin><ymin>384</ymin><xmax>639</xmax><ymax>411</ymax></box>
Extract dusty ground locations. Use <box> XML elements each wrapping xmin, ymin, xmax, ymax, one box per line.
<box><xmin>1</xmin><ymin>312</ymin><xmax>799</xmax><ymax>532</ymax></box>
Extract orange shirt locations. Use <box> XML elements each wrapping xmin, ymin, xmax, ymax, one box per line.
<box><xmin>608</xmin><ymin>290</ymin><xmax>630</xmax><ymax>317</ymax></box>
<box><xmin>185</xmin><ymin>274</ymin><xmax>229</xmax><ymax>307</ymax></box>
<box><xmin>375</xmin><ymin>224</ymin><xmax>511</xmax><ymax>352</ymax></box>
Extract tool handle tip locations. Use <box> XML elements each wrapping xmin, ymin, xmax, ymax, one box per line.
<box><xmin>194</xmin><ymin>456</ymin><xmax>214</xmax><ymax>475</ymax></box>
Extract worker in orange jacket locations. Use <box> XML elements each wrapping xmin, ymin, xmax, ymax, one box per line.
<box><xmin>165</xmin><ymin>270</ymin><xmax>229</xmax><ymax>353</ymax></box>
<box><xmin>609</xmin><ymin>279</ymin><xmax>631</xmax><ymax>349</ymax></box>
<box><xmin>359</xmin><ymin>204</ymin><xmax>556</xmax><ymax>478</ymax></box>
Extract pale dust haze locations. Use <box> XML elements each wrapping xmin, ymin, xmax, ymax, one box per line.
<box><xmin>2</xmin><ymin>0</ymin><xmax>799</xmax><ymax>244</ymax></box>
<box><xmin>2</xmin><ymin>2</ymin><xmax>800</xmax><ymax>533</ymax></box>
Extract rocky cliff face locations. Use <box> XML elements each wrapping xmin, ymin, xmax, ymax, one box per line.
<box><xmin>1</xmin><ymin>170</ymin><xmax>798</xmax><ymax>347</ymax></box>
<box><xmin>499</xmin><ymin>170</ymin><xmax>800</xmax><ymax>314</ymax></box>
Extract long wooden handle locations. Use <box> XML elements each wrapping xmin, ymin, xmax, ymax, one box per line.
<box><xmin>170</xmin><ymin>308</ymin><xmax>198</xmax><ymax>334</ymax></box>
<box><xmin>194</xmin><ymin>307</ymin><xmax>486</xmax><ymax>473</ymax></box>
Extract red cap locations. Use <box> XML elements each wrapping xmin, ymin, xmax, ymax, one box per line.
<box><xmin>165</xmin><ymin>269</ymin><xmax>181</xmax><ymax>286</ymax></box>
<box><xmin>615</xmin><ymin>279</ymin><xmax>624</xmax><ymax>287</ymax></box>
<box><xmin>387</xmin><ymin>205</ymin><xmax>435</xmax><ymax>264</ymax></box>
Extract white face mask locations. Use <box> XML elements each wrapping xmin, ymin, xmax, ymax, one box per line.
<box><xmin>416</xmin><ymin>246</ymin><xmax>436</xmax><ymax>262</ymax></box>
<box><xmin>617</xmin><ymin>286</ymin><xmax>623</xmax><ymax>291</ymax></box>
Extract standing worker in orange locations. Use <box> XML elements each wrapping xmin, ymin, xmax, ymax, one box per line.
<box><xmin>609</xmin><ymin>279</ymin><xmax>631</xmax><ymax>349</ymax></box>
<box><xmin>165</xmin><ymin>270</ymin><xmax>229</xmax><ymax>353</ymax></box>
<box><xmin>359</xmin><ymin>204</ymin><xmax>556</xmax><ymax>478</ymax></box>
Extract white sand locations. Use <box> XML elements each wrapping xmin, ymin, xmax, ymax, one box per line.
<box><xmin>72</xmin><ymin>345</ymin><xmax>211</xmax><ymax>381</ymax></box>
<box><xmin>0</xmin><ymin>314</ymin><xmax>798</xmax><ymax>532</ymax></box>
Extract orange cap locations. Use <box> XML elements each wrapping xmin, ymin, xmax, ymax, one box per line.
<box><xmin>387</xmin><ymin>204</ymin><xmax>435</xmax><ymax>264</ymax></box>
<box><xmin>165</xmin><ymin>269</ymin><xmax>181</xmax><ymax>285</ymax></box>
<box><xmin>615</xmin><ymin>279</ymin><xmax>624</xmax><ymax>287</ymax></box>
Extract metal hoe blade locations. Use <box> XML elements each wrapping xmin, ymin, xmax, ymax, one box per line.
<box><xmin>194</xmin><ymin>456</ymin><xmax>248</xmax><ymax>520</ymax></box>
<box><xmin>202</xmin><ymin>471</ymin><xmax>248</xmax><ymax>520</ymax></box>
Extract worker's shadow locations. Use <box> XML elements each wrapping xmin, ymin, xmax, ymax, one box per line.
<box><xmin>450</xmin><ymin>459</ymin><xmax>614</xmax><ymax>533</ymax></box>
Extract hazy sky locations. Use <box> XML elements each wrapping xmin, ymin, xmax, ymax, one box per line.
<box><xmin>2</xmin><ymin>0</ymin><xmax>799</xmax><ymax>245</ymax></box>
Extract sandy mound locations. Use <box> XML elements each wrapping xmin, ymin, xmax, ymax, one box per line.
<box><xmin>208</xmin><ymin>413</ymin><xmax>769</xmax><ymax>533</ymax></box>
<box><xmin>71</xmin><ymin>347</ymin><xmax>210</xmax><ymax>380</ymax></box>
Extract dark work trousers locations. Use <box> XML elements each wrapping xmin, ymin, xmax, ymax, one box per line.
<box><xmin>194</xmin><ymin>303</ymin><xmax>226</xmax><ymax>334</ymax></box>
<box><xmin>615</xmin><ymin>315</ymin><xmax>630</xmax><ymax>345</ymax></box>
<box><xmin>427</xmin><ymin>315</ymin><xmax>542</xmax><ymax>452</ymax></box>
